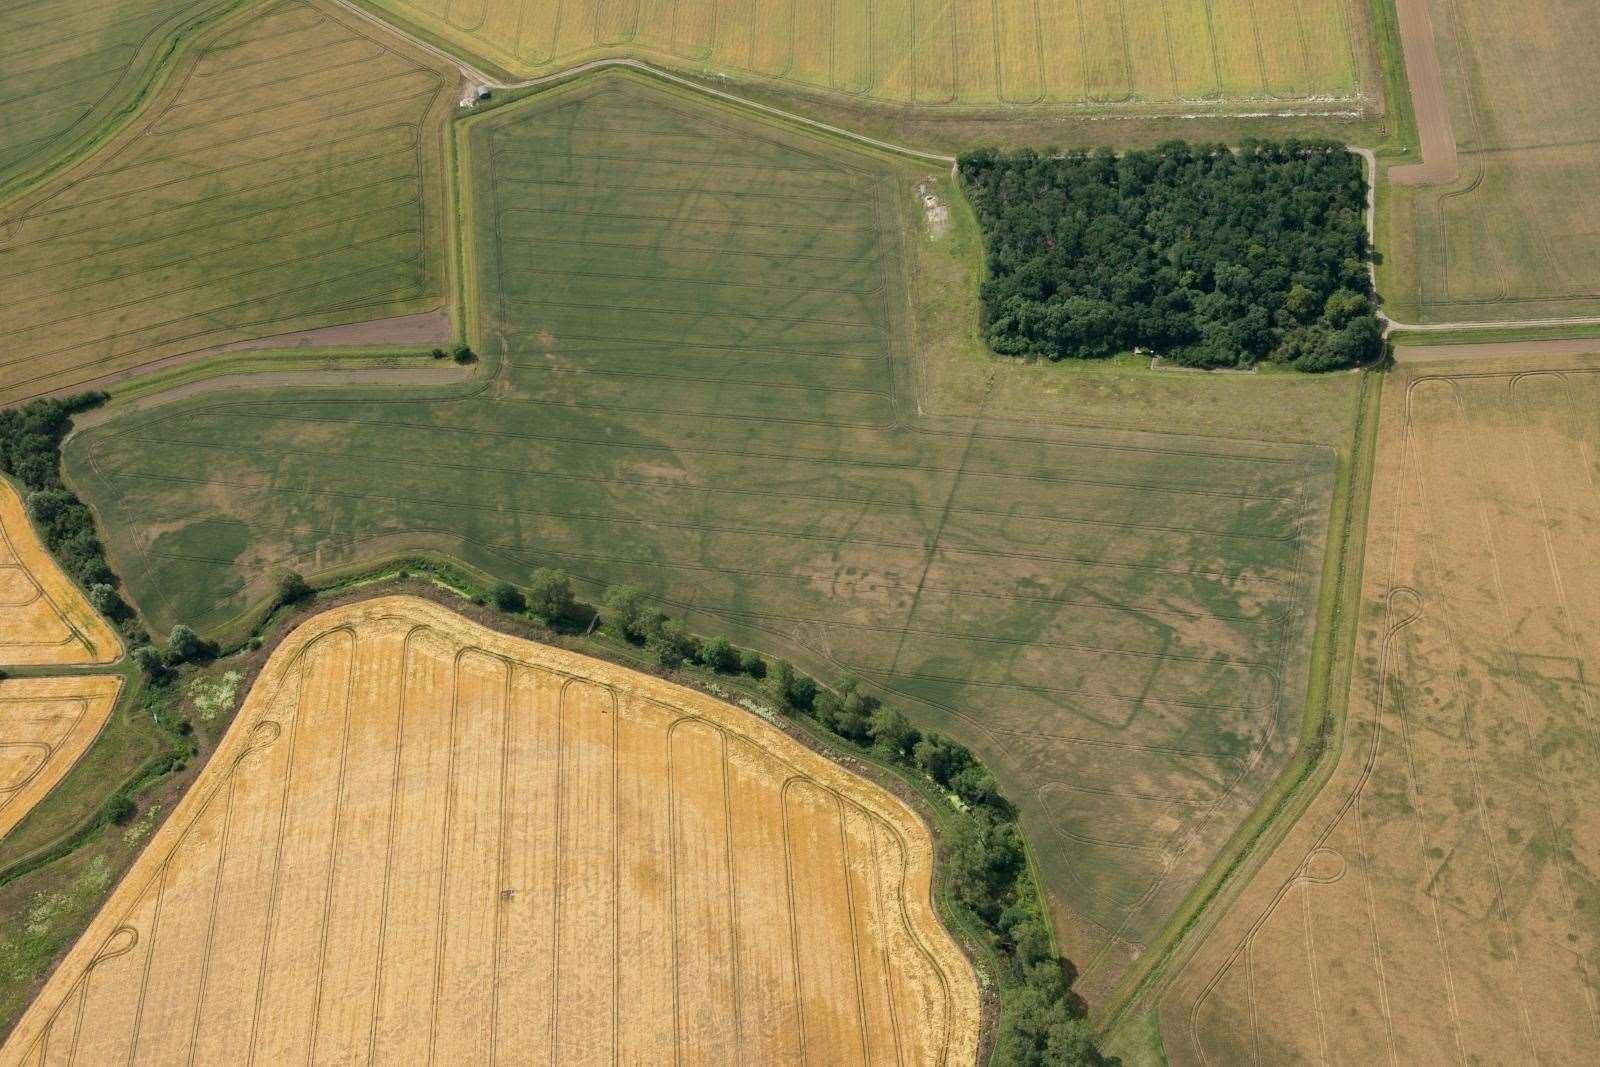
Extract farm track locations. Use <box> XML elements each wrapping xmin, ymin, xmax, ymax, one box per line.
<box><xmin>0</xmin><ymin>596</ymin><xmax>981</xmax><ymax>1065</ymax></box>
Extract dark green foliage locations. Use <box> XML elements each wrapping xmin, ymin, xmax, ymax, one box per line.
<box><xmin>0</xmin><ymin>393</ymin><xmax>139</xmax><ymax>637</ymax></box>
<box><xmin>527</xmin><ymin>567</ymin><xmax>576</xmax><ymax>623</ymax></box>
<box><xmin>165</xmin><ymin>624</ymin><xmax>215</xmax><ymax>665</ymax></box>
<box><xmin>132</xmin><ymin>645</ymin><xmax>168</xmax><ymax>683</ymax></box>
<box><xmin>603</xmin><ymin>583</ymin><xmax>653</xmax><ymax>642</ymax></box>
<box><xmin>773</xmin><ymin>660</ymin><xmax>816</xmax><ymax>712</ymax></box>
<box><xmin>275</xmin><ymin>570</ymin><xmax>312</xmax><ymax>607</ymax></box>
<box><xmin>646</xmin><ymin>618</ymin><xmax>698</xmax><ymax>669</ymax></box>
<box><xmin>452</xmin><ymin>344</ymin><xmax>477</xmax><ymax>364</ymax></box>
<box><xmin>431</xmin><ymin>347</ymin><xmax>448</xmax><ymax>359</ymax></box>
<box><xmin>960</xmin><ymin>141</ymin><xmax>1379</xmax><ymax>370</ymax></box>
<box><xmin>867</xmin><ymin>706</ymin><xmax>920</xmax><ymax>760</ymax></box>
<box><xmin>814</xmin><ymin>677</ymin><xmax>875</xmax><ymax>743</ymax></box>
<box><xmin>701</xmin><ymin>636</ymin><xmax>739</xmax><ymax>673</ymax></box>
<box><xmin>491</xmin><ymin>581</ymin><xmax>526</xmax><ymax>613</ymax></box>
<box><xmin>106</xmin><ymin>792</ymin><xmax>138</xmax><ymax>826</ymax></box>
<box><xmin>737</xmin><ymin>649</ymin><xmax>766</xmax><ymax>679</ymax></box>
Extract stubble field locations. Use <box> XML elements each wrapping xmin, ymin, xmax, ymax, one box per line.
<box><xmin>1159</xmin><ymin>353</ymin><xmax>1600</xmax><ymax>1064</ymax></box>
<box><xmin>1385</xmin><ymin>0</ymin><xmax>1600</xmax><ymax>322</ymax></box>
<box><xmin>0</xmin><ymin>595</ymin><xmax>980</xmax><ymax>1065</ymax></box>
<box><xmin>0</xmin><ymin>479</ymin><xmax>122</xmax><ymax>667</ymax></box>
<box><xmin>64</xmin><ymin>71</ymin><xmax>1340</xmax><ymax>1001</ymax></box>
<box><xmin>0</xmin><ymin>0</ymin><xmax>453</xmax><ymax>407</ymax></box>
<box><xmin>366</xmin><ymin>0</ymin><xmax>1362</xmax><ymax>110</ymax></box>
<box><xmin>0</xmin><ymin>677</ymin><xmax>123</xmax><ymax>843</ymax></box>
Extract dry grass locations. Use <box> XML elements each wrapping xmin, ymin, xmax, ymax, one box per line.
<box><xmin>0</xmin><ymin>677</ymin><xmax>123</xmax><ymax>843</ymax></box>
<box><xmin>1159</xmin><ymin>352</ymin><xmax>1600</xmax><ymax>1064</ymax></box>
<box><xmin>0</xmin><ymin>595</ymin><xmax>979</xmax><ymax>1064</ymax></box>
<box><xmin>368</xmin><ymin>0</ymin><xmax>1361</xmax><ymax>109</ymax></box>
<box><xmin>0</xmin><ymin>479</ymin><xmax>121</xmax><ymax>667</ymax></box>
<box><xmin>0</xmin><ymin>0</ymin><xmax>453</xmax><ymax>406</ymax></box>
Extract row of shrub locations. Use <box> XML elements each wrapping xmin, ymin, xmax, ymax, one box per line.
<box><xmin>0</xmin><ymin>394</ymin><xmax>148</xmax><ymax>646</ymax></box>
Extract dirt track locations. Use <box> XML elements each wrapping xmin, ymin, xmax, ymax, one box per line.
<box><xmin>1</xmin><ymin>596</ymin><xmax>981</xmax><ymax>1065</ymax></box>
<box><xmin>197</xmin><ymin>307</ymin><xmax>451</xmax><ymax>356</ymax></box>
<box><xmin>1390</xmin><ymin>0</ymin><xmax>1458</xmax><ymax>185</ymax></box>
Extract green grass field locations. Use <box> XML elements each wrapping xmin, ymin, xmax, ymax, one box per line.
<box><xmin>0</xmin><ymin>0</ymin><xmax>453</xmax><ymax>406</ymax></box>
<box><xmin>0</xmin><ymin>0</ymin><xmax>243</xmax><ymax>193</ymax></box>
<box><xmin>365</xmin><ymin>0</ymin><xmax>1365</xmax><ymax>111</ymax></box>
<box><xmin>63</xmin><ymin>70</ymin><xmax>1349</xmax><ymax>1000</ymax></box>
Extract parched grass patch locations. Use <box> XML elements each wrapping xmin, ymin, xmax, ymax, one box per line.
<box><xmin>367</xmin><ymin>0</ymin><xmax>1362</xmax><ymax>110</ymax></box>
<box><xmin>2</xmin><ymin>596</ymin><xmax>981</xmax><ymax>1063</ymax></box>
<box><xmin>68</xmin><ymin>71</ymin><xmax>1340</xmax><ymax>1002</ymax></box>
<box><xmin>1161</xmin><ymin>353</ymin><xmax>1600</xmax><ymax>1063</ymax></box>
<box><xmin>0</xmin><ymin>0</ymin><xmax>453</xmax><ymax>406</ymax></box>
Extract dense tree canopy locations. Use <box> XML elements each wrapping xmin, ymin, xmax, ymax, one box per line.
<box><xmin>960</xmin><ymin>141</ymin><xmax>1382</xmax><ymax>371</ymax></box>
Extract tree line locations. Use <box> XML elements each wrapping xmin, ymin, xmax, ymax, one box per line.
<box><xmin>960</xmin><ymin>140</ymin><xmax>1382</xmax><ymax>371</ymax></box>
<box><xmin>0</xmin><ymin>393</ymin><xmax>148</xmax><ymax>646</ymax></box>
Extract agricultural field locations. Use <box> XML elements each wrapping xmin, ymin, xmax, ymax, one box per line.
<box><xmin>0</xmin><ymin>677</ymin><xmax>123</xmax><ymax>842</ymax></box>
<box><xmin>0</xmin><ymin>0</ymin><xmax>237</xmax><ymax>191</ymax></box>
<box><xmin>366</xmin><ymin>0</ymin><xmax>1365</xmax><ymax>110</ymax></box>
<box><xmin>0</xmin><ymin>0</ymin><xmax>454</xmax><ymax>407</ymax></box>
<box><xmin>0</xmin><ymin>596</ymin><xmax>980</xmax><ymax>1064</ymax></box>
<box><xmin>1385</xmin><ymin>0</ymin><xmax>1600</xmax><ymax>322</ymax></box>
<box><xmin>0</xmin><ymin>479</ymin><xmax>121</xmax><ymax>667</ymax></box>
<box><xmin>64</xmin><ymin>71</ymin><xmax>1346</xmax><ymax>1001</ymax></box>
<box><xmin>1158</xmin><ymin>353</ymin><xmax>1600</xmax><ymax>1063</ymax></box>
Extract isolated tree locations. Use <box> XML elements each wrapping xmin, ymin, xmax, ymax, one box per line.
<box><xmin>166</xmin><ymin>624</ymin><xmax>211</xmax><ymax>665</ymax></box>
<box><xmin>491</xmin><ymin>581</ymin><xmax>526</xmax><ymax>613</ymax></box>
<box><xmin>527</xmin><ymin>567</ymin><xmax>576</xmax><ymax>622</ymax></box>
<box><xmin>276</xmin><ymin>570</ymin><xmax>312</xmax><ymax>606</ymax></box>
<box><xmin>701</xmin><ymin>636</ymin><xmax>738</xmax><ymax>673</ymax></box>
<box><xmin>452</xmin><ymin>344</ymin><xmax>476</xmax><ymax>364</ymax></box>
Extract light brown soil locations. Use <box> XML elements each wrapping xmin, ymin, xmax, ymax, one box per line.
<box><xmin>1390</xmin><ymin>0</ymin><xmax>1458</xmax><ymax>185</ymax></box>
<box><xmin>0</xmin><ymin>676</ymin><xmax>123</xmax><ymax>842</ymax></box>
<box><xmin>0</xmin><ymin>596</ymin><xmax>980</xmax><ymax>1065</ymax></box>
<box><xmin>0</xmin><ymin>480</ymin><xmax>122</xmax><ymax>667</ymax></box>
<box><xmin>1159</xmin><ymin>354</ymin><xmax>1600</xmax><ymax>1064</ymax></box>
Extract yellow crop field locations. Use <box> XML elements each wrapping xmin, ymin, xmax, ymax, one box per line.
<box><xmin>367</xmin><ymin>0</ymin><xmax>1362</xmax><ymax>109</ymax></box>
<box><xmin>1</xmin><ymin>595</ymin><xmax>980</xmax><ymax>1064</ymax></box>
<box><xmin>0</xmin><ymin>677</ymin><xmax>123</xmax><ymax>843</ymax></box>
<box><xmin>1159</xmin><ymin>354</ymin><xmax>1600</xmax><ymax>1064</ymax></box>
<box><xmin>0</xmin><ymin>479</ymin><xmax>121</xmax><ymax>667</ymax></box>
<box><xmin>0</xmin><ymin>0</ymin><xmax>453</xmax><ymax>406</ymax></box>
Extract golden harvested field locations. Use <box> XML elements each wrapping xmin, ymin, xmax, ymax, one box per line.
<box><xmin>368</xmin><ymin>0</ymin><xmax>1362</xmax><ymax>108</ymax></box>
<box><xmin>0</xmin><ymin>595</ymin><xmax>979</xmax><ymax>1064</ymax></box>
<box><xmin>0</xmin><ymin>0</ymin><xmax>453</xmax><ymax>406</ymax></box>
<box><xmin>1159</xmin><ymin>354</ymin><xmax>1600</xmax><ymax>1064</ymax></box>
<box><xmin>0</xmin><ymin>479</ymin><xmax>121</xmax><ymax>667</ymax></box>
<box><xmin>0</xmin><ymin>677</ymin><xmax>123</xmax><ymax>843</ymax></box>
